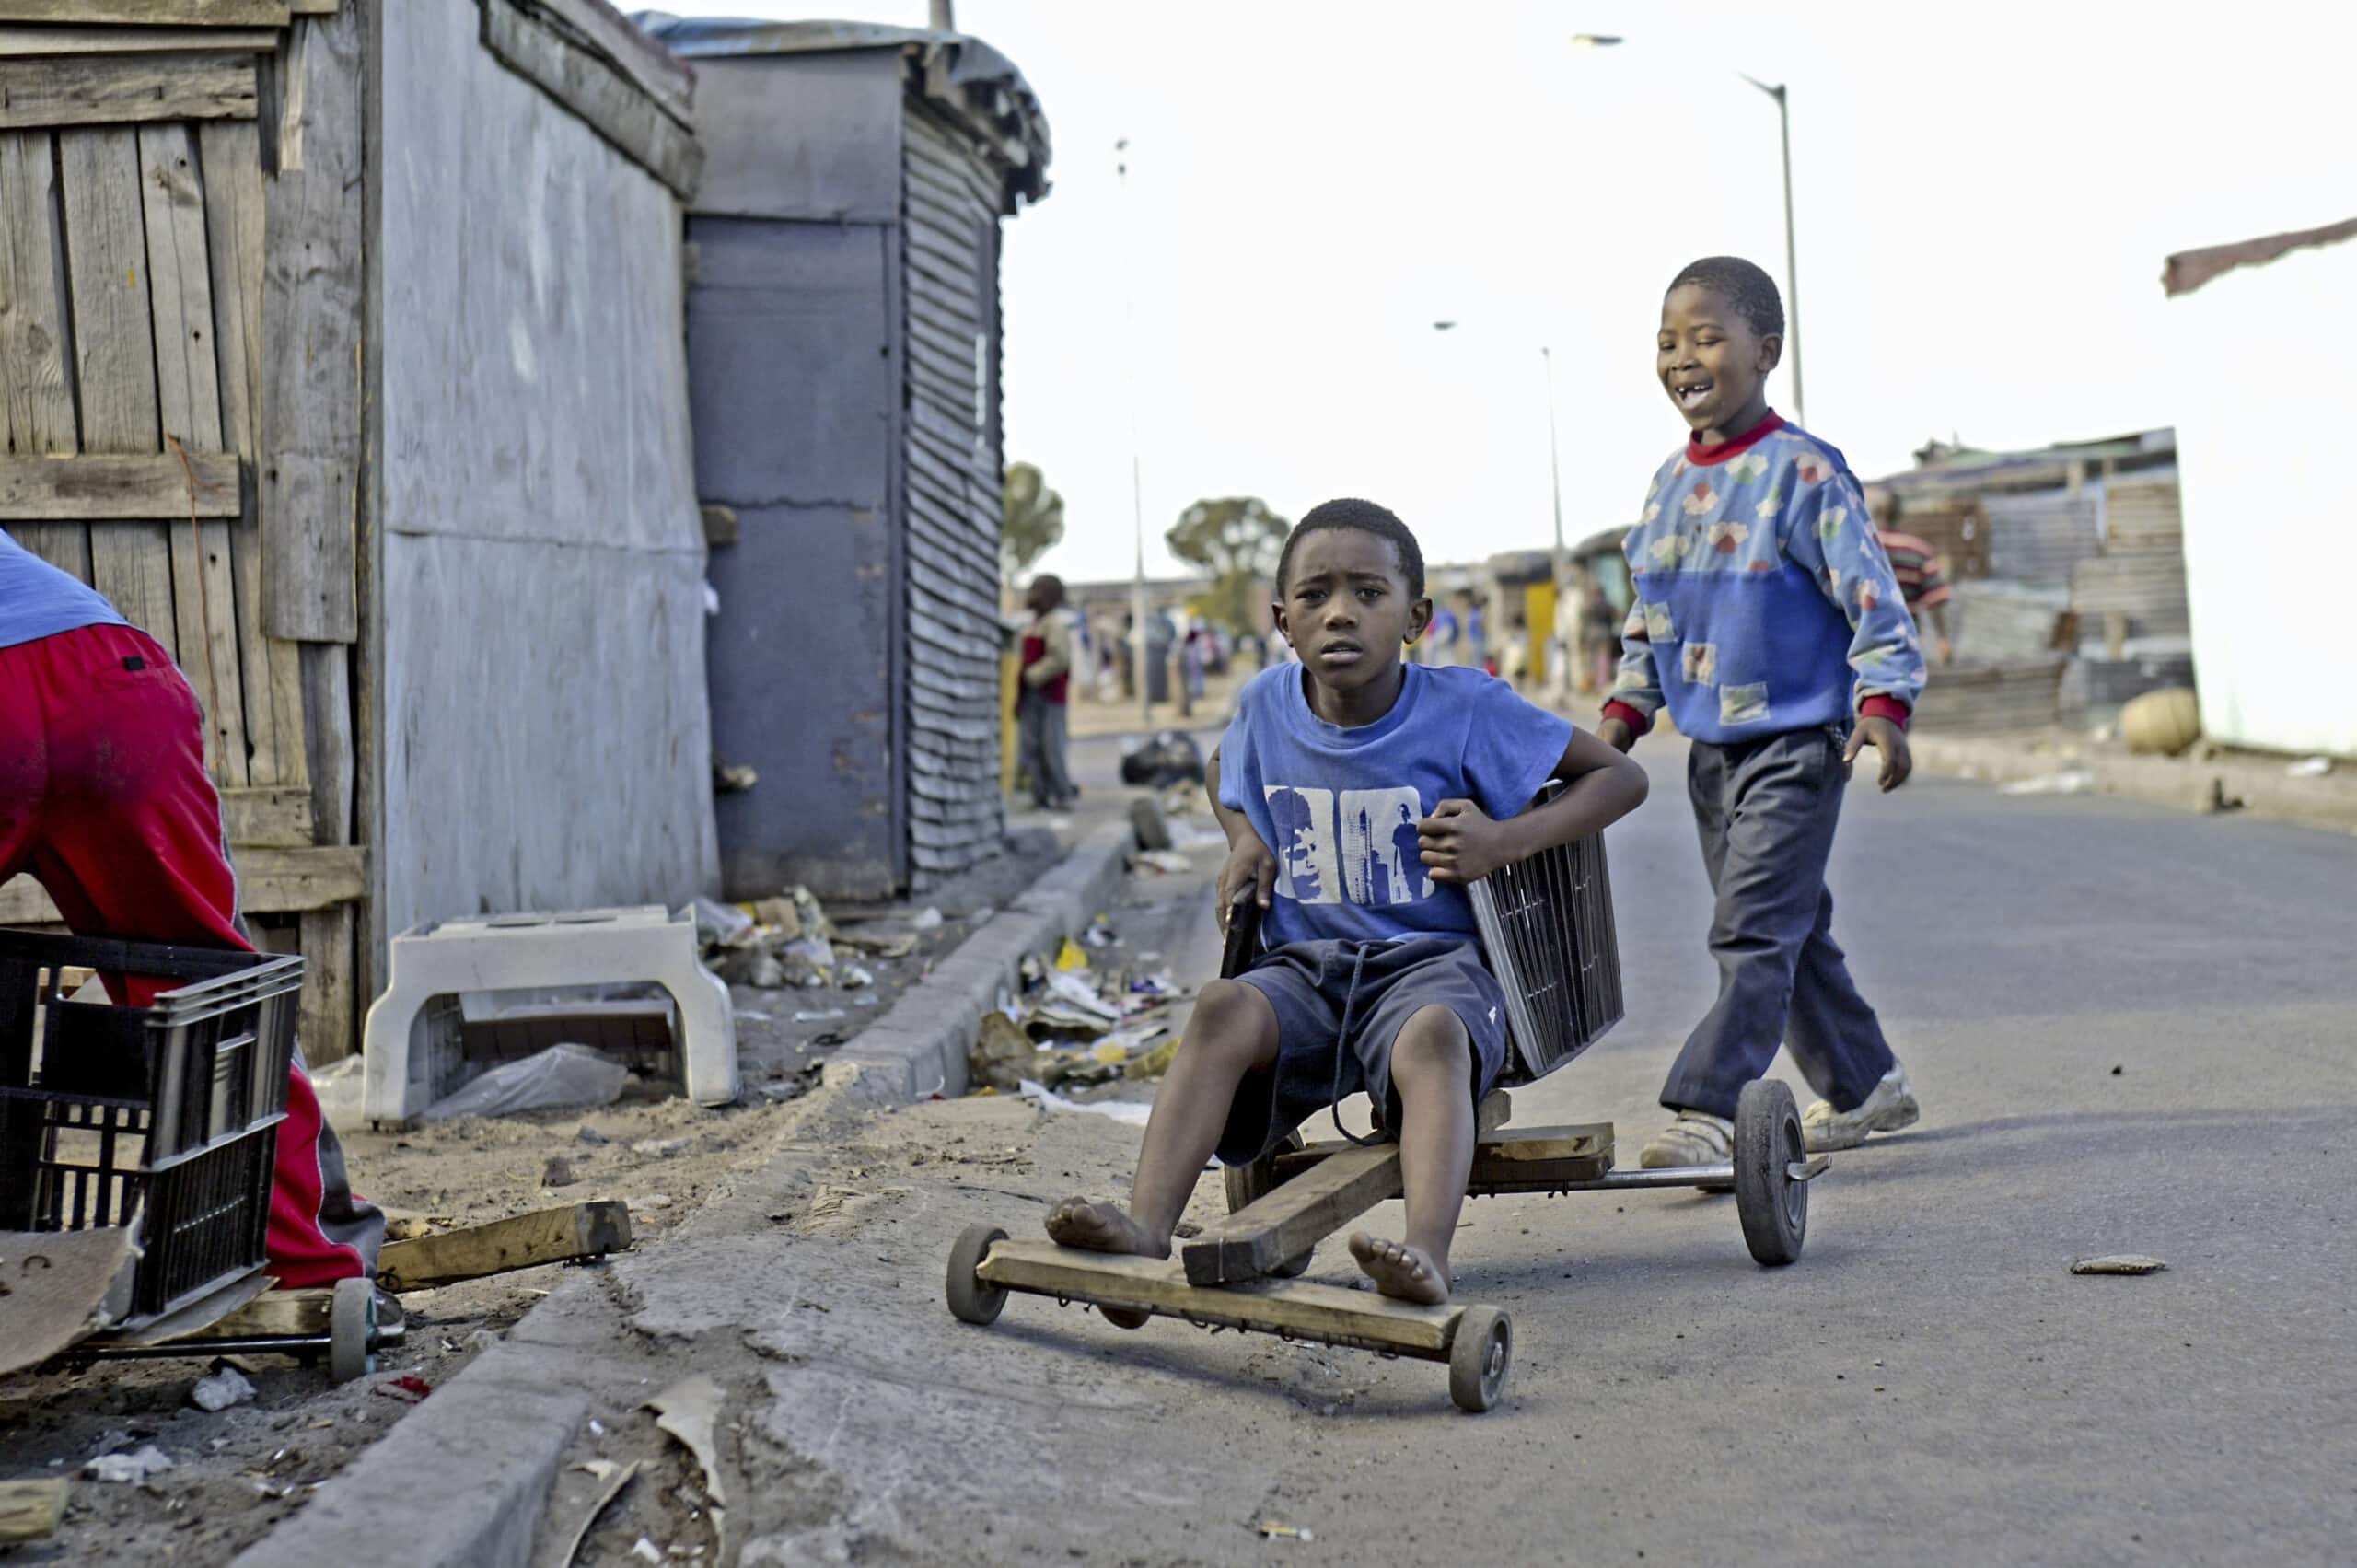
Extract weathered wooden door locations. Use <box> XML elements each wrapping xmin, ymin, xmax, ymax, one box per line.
<box><xmin>0</xmin><ymin>8</ymin><xmax>366</xmax><ymax>1061</ymax></box>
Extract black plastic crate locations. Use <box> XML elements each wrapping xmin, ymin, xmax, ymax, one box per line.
<box><xmin>0</xmin><ymin>930</ymin><xmax>303</xmax><ymax>1322</ymax></box>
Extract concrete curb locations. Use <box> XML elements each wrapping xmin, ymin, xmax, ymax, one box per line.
<box><xmin>228</xmin><ymin>1343</ymin><xmax>586</xmax><ymax>1568</ymax></box>
<box><xmin>1912</xmin><ymin>732</ymin><xmax>2357</xmax><ymax>834</ymax></box>
<box><xmin>233</xmin><ymin>821</ymin><xmax>1142</xmax><ymax>1568</ymax></box>
<box><xmin>823</xmin><ymin>816</ymin><xmax>1140</xmax><ymax>1104</ymax></box>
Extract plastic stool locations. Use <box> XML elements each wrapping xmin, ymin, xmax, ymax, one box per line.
<box><xmin>361</xmin><ymin>906</ymin><xmax>737</xmax><ymax>1122</ymax></box>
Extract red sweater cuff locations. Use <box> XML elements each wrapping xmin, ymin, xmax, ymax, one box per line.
<box><xmin>1602</xmin><ymin>700</ymin><xmax>1651</xmax><ymax>735</ymax></box>
<box><xmin>1860</xmin><ymin>696</ymin><xmax>1910</xmax><ymax>728</ymax></box>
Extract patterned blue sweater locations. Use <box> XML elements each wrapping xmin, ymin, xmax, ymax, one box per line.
<box><xmin>1606</xmin><ymin>413</ymin><xmax>1925</xmax><ymax>745</ymax></box>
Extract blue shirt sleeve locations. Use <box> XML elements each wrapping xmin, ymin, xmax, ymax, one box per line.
<box><xmin>1214</xmin><ymin>665</ymin><xmax>1282</xmax><ymax>813</ymax></box>
<box><xmin>1460</xmin><ymin>677</ymin><xmax>1575</xmax><ymax>819</ymax></box>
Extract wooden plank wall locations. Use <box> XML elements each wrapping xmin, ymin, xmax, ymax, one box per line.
<box><xmin>900</xmin><ymin>105</ymin><xmax>1007</xmax><ymax>885</ymax></box>
<box><xmin>0</xmin><ymin>13</ymin><xmax>365</xmax><ymax>1062</ymax></box>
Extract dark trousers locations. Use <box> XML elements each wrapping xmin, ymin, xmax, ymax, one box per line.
<box><xmin>1658</xmin><ymin>726</ymin><xmax>1895</xmax><ymax>1120</ymax></box>
<box><xmin>1016</xmin><ymin>687</ymin><xmax>1074</xmax><ymax>807</ymax></box>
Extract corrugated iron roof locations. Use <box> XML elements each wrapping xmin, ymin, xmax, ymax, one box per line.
<box><xmin>633</xmin><ymin>15</ymin><xmax>1051</xmax><ymax>208</ymax></box>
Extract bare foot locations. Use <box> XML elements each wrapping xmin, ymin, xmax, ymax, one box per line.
<box><xmin>1044</xmin><ymin>1199</ymin><xmax>1166</xmax><ymax>1330</ymax></box>
<box><xmin>1348</xmin><ymin>1232</ymin><xmax>1450</xmax><ymax>1305</ymax></box>
<box><xmin>1043</xmin><ymin>1198</ymin><xmax>1167</xmax><ymax>1258</ymax></box>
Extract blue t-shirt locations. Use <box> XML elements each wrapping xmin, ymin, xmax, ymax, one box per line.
<box><xmin>0</xmin><ymin>530</ymin><xmax>125</xmax><ymax>651</ymax></box>
<box><xmin>1216</xmin><ymin>663</ymin><xmax>1574</xmax><ymax>947</ymax></box>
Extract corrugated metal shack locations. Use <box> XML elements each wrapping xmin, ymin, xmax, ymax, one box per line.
<box><xmin>0</xmin><ymin>0</ymin><xmax>718</xmax><ymax>1059</ymax></box>
<box><xmin>644</xmin><ymin>17</ymin><xmax>1051</xmax><ymax>900</ymax></box>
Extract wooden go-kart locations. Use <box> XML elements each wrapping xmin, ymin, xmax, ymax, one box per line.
<box><xmin>944</xmin><ymin>807</ymin><xmax>1828</xmax><ymax>1412</ymax></box>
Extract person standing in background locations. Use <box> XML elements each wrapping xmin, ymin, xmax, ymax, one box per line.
<box><xmin>1016</xmin><ymin>574</ymin><xmax>1078</xmax><ymax>809</ymax></box>
<box><xmin>1867</xmin><ymin>488</ymin><xmax>1956</xmax><ymax>666</ymax></box>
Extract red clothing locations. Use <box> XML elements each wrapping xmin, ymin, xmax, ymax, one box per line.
<box><xmin>1875</xmin><ymin>530</ymin><xmax>1954</xmax><ymax>611</ymax></box>
<box><xmin>1020</xmin><ymin>627</ymin><xmax>1069</xmax><ymax>704</ymax></box>
<box><xmin>0</xmin><ymin>623</ymin><xmax>370</xmax><ymax>1290</ymax></box>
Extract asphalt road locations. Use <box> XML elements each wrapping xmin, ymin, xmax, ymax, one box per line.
<box><xmin>538</xmin><ymin>730</ymin><xmax>2356</xmax><ymax>1566</ymax></box>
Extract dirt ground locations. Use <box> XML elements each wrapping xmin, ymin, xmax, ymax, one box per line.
<box><xmin>0</xmin><ymin>836</ymin><xmax>1079</xmax><ymax>1565</ymax></box>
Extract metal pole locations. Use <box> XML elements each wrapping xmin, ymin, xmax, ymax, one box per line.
<box><xmin>1117</xmin><ymin>139</ymin><xmax>1150</xmax><ymax>724</ymax></box>
<box><xmin>928</xmin><ymin>0</ymin><xmax>955</xmax><ymax>32</ymax></box>
<box><xmin>1769</xmin><ymin>83</ymin><xmax>1804</xmax><ymax>427</ymax></box>
<box><xmin>1540</xmin><ymin>344</ymin><xmax>1566</xmax><ymax>581</ymax></box>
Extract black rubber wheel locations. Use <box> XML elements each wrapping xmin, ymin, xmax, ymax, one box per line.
<box><xmin>946</xmin><ymin>1224</ymin><xmax>1009</xmax><ymax>1325</ymax></box>
<box><xmin>1449</xmin><ymin>1306</ymin><xmax>1512</xmax><ymax>1413</ymax></box>
<box><xmin>329</xmin><ymin>1276</ymin><xmax>376</xmax><ymax>1385</ymax></box>
<box><xmin>1223</xmin><ymin>1132</ymin><xmax>1311</xmax><ymax>1277</ymax></box>
<box><xmin>1734</xmin><ymin>1080</ymin><xmax>1807</xmax><ymax>1266</ymax></box>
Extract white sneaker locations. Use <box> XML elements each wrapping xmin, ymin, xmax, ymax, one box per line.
<box><xmin>1640</xmin><ymin>1111</ymin><xmax>1735</xmax><ymax>1168</ymax></box>
<box><xmin>1803</xmin><ymin>1064</ymin><xmax>1921</xmax><ymax>1152</ymax></box>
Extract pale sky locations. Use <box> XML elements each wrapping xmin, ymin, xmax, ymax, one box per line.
<box><xmin>692</xmin><ymin>1</ymin><xmax>2354</xmax><ymax>584</ymax></box>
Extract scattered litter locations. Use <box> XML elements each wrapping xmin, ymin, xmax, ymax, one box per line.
<box><xmin>713</xmin><ymin>762</ymin><xmax>758</xmax><ymax>794</ymax></box>
<box><xmin>576</xmin><ymin>1125</ymin><xmax>610</xmax><ymax>1145</ymax></box>
<box><xmin>834</xmin><ymin>931</ymin><xmax>916</xmax><ymax>959</ymax></box>
<box><xmin>190</xmin><ymin>1365</ymin><xmax>256</xmax><ymax>1412</ymax></box>
<box><xmin>86</xmin><ymin>1446</ymin><xmax>173</xmax><ymax>1483</ymax></box>
<box><xmin>375</xmin><ymin>1376</ymin><xmax>432</xmax><ymax>1404</ymax></box>
<box><xmin>714</xmin><ymin>947</ymin><xmax>786</xmax><ymax>990</ymax></box>
<box><xmin>1132</xmin><ymin>849</ymin><xmax>1193</xmax><ymax>875</ymax></box>
<box><xmin>1018</xmin><ymin>1079</ymin><xmax>1152</xmax><ymax>1125</ymax></box>
<box><xmin>589</xmin><ymin>1419</ymin><xmax>608</xmax><ymax>1437</ymax></box>
<box><xmin>837</xmin><ymin>962</ymin><xmax>875</xmax><ymax>989</ymax></box>
<box><xmin>691</xmin><ymin>897</ymin><xmax>755</xmax><ymax>948</ymax></box>
<box><xmin>853</xmin><ymin>995</ymin><xmax>879</xmax><ymax>1009</ymax></box>
<box><xmin>779</xmin><ymin>935</ymin><xmax>836</xmax><ymax>988</ymax></box>
<box><xmin>1055</xmin><ymin>936</ymin><xmax>1089</xmax><ymax>971</ymax></box>
<box><xmin>1044</xmin><ymin>970</ymin><xmax>1120</xmax><ymax>1021</ymax></box>
<box><xmin>1997</xmin><ymin>769</ymin><xmax>2095</xmax><ymax>797</ymax></box>
<box><xmin>1084</xmin><ymin>920</ymin><xmax>1118</xmax><ymax>949</ymax></box>
<box><xmin>970</xmin><ymin>905</ymin><xmax>994</xmax><ymax>922</ymax></box>
<box><xmin>1120</xmin><ymin>728</ymin><xmax>1205</xmax><ymax>786</ymax></box>
<box><xmin>422</xmin><ymin>1044</ymin><xmax>628</xmax><ymax>1121</ymax></box>
<box><xmin>632</xmin><ymin>1138</ymin><xmax>688</xmax><ymax>1159</ymax></box>
<box><xmin>561</xmin><ymin>1459</ymin><xmax>642</xmax><ymax>1566</ymax></box>
<box><xmin>737</xmin><ymin>1009</ymin><xmax>772</xmax><ymax>1022</ymax></box>
<box><xmin>633</xmin><ymin>1193</ymin><xmax>675</xmax><ymax>1209</ymax></box>
<box><xmin>2071</xmin><ymin>1255</ymin><xmax>2166</xmax><ymax>1275</ymax></box>
<box><xmin>749</xmin><ymin>896</ymin><xmax>800</xmax><ymax>938</ymax></box>
<box><xmin>644</xmin><ymin>1375</ymin><xmax>728</xmax><ymax>1506</ymax></box>
<box><xmin>1129</xmin><ymin>796</ymin><xmax>1173</xmax><ymax>851</ymax></box>
<box><xmin>1168</xmin><ymin>816</ymin><xmax>1225</xmax><ymax>849</ymax></box>
<box><xmin>1256</xmin><ymin>1521</ymin><xmax>1315</xmax><ymax>1542</ymax></box>
<box><xmin>2287</xmin><ymin>756</ymin><xmax>2333</xmax><ymax>778</ymax></box>
<box><xmin>911</xmin><ymin>906</ymin><xmax>945</xmax><ymax>931</ymax></box>
<box><xmin>1124</xmin><ymin>1037</ymin><xmax>1180</xmax><ymax>1080</ymax></box>
<box><xmin>631</xmin><ymin>1539</ymin><xmax>664</xmax><ymax>1564</ymax></box>
<box><xmin>970</xmin><ymin>1013</ymin><xmax>1039</xmax><ymax>1094</ymax></box>
<box><xmin>793</xmin><ymin>1008</ymin><xmax>846</xmax><ymax>1024</ymax></box>
<box><xmin>542</xmin><ymin>1156</ymin><xmax>578</xmax><ymax>1188</ymax></box>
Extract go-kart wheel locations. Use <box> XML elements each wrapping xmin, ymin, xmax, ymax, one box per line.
<box><xmin>329</xmin><ymin>1276</ymin><xmax>376</xmax><ymax>1385</ymax></box>
<box><xmin>1449</xmin><ymin>1306</ymin><xmax>1512</xmax><ymax>1413</ymax></box>
<box><xmin>946</xmin><ymin>1224</ymin><xmax>1009</xmax><ymax>1325</ymax></box>
<box><xmin>1734</xmin><ymin>1080</ymin><xmax>1807</xmax><ymax>1266</ymax></box>
<box><xmin>1224</xmin><ymin>1132</ymin><xmax>1311</xmax><ymax>1277</ymax></box>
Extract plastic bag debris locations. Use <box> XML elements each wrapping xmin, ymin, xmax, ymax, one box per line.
<box><xmin>911</xmin><ymin>907</ymin><xmax>945</xmax><ymax>932</ymax></box>
<box><xmin>190</xmin><ymin>1365</ymin><xmax>257</xmax><ymax>1412</ymax></box>
<box><xmin>1132</xmin><ymin>849</ymin><xmax>1193</xmax><ymax>875</ymax></box>
<box><xmin>779</xmin><ymin>935</ymin><xmax>836</xmax><ymax>988</ymax></box>
<box><xmin>691</xmin><ymin>896</ymin><xmax>755</xmax><ymax>948</ymax></box>
<box><xmin>1120</xmin><ymin>728</ymin><xmax>1205</xmax><ymax>786</ymax></box>
<box><xmin>1017</xmin><ymin>1079</ymin><xmax>1152</xmax><ymax>1124</ymax></box>
<box><xmin>1044</xmin><ymin>971</ymin><xmax>1120</xmax><ymax>1021</ymax></box>
<box><xmin>1054</xmin><ymin>937</ymin><xmax>1089</xmax><ymax>971</ymax></box>
<box><xmin>714</xmin><ymin>947</ymin><xmax>787</xmax><ymax>989</ymax></box>
<box><xmin>422</xmin><ymin>1044</ymin><xmax>629</xmax><ymax>1121</ymax></box>
<box><xmin>837</xmin><ymin>961</ymin><xmax>875</xmax><ymax>990</ymax></box>
<box><xmin>87</xmin><ymin>1445</ymin><xmax>174</xmax><ymax>1482</ymax></box>
<box><xmin>970</xmin><ymin>1013</ymin><xmax>1039</xmax><ymax>1093</ymax></box>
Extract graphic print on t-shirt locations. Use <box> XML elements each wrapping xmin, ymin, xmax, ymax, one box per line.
<box><xmin>1267</xmin><ymin>784</ymin><xmax>1430</xmax><ymax>908</ymax></box>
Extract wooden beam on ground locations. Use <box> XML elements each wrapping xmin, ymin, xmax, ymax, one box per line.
<box><xmin>376</xmin><ymin>1202</ymin><xmax>634</xmax><ymax>1292</ymax></box>
<box><xmin>1182</xmin><ymin>1142</ymin><xmax>1402</xmax><ymax>1287</ymax></box>
<box><xmin>0</xmin><ymin>1</ymin><xmax>287</xmax><ymax>22</ymax></box>
<box><xmin>0</xmin><ymin>1480</ymin><xmax>65</xmax><ymax>1546</ymax></box>
<box><xmin>480</xmin><ymin>0</ymin><xmax>702</xmax><ymax>200</ymax></box>
<box><xmin>0</xmin><ymin>453</ymin><xmax>241</xmax><ymax>519</ymax></box>
<box><xmin>174</xmin><ymin>1284</ymin><xmax>330</xmax><ymax>1340</ymax></box>
<box><xmin>980</xmin><ymin>1241</ymin><xmax>1462</xmax><ymax>1359</ymax></box>
<box><xmin>0</xmin><ymin>52</ymin><xmax>259</xmax><ymax>132</ymax></box>
<box><xmin>0</xmin><ymin>843</ymin><xmax>363</xmax><ymax>923</ymax></box>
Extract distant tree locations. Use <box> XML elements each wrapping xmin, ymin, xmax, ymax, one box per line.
<box><xmin>1166</xmin><ymin>496</ymin><xmax>1289</xmax><ymax>633</ymax></box>
<box><xmin>1002</xmin><ymin>461</ymin><xmax>1065</xmax><ymax>580</ymax></box>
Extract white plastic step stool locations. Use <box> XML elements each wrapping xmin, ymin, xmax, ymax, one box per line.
<box><xmin>362</xmin><ymin>906</ymin><xmax>737</xmax><ymax>1122</ymax></box>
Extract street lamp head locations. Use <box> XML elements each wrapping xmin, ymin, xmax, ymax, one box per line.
<box><xmin>1432</xmin><ymin>320</ymin><xmax>1458</xmax><ymax>331</ymax></box>
<box><xmin>1571</xmin><ymin>33</ymin><xmax>1622</xmax><ymax>47</ymax></box>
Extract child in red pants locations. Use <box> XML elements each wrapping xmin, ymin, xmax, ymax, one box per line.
<box><xmin>1</xmin><ymin>533</ymin><xmax>380</xmax><ymax>1287</ymax></box>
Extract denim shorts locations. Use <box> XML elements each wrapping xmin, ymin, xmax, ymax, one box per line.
<box><xmin>1220</xmin><ymin>936</ymin><xmax>1510</xmax><ymax>1166</ymax></box>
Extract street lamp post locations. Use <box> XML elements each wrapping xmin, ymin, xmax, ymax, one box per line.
<box><xmin>1577</xmin><ymin>35</ymin><xmax>1805</xmax><ymax>428</ymax></box>
<box><xmin>1116</xmin><ymin>137</ymin><xmax>1150</xmax><ymax>724</ymax></box>
<box><xmin>1434</xmin><ymin>323</ymin><xmax>1571</xmax><ymax>667</ymax></box>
